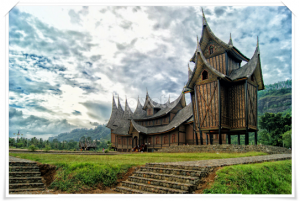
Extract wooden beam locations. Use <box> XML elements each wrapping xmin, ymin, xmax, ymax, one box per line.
<box><xmin>245</xmin><ymin>80</ymin><xmax>249</xmax><ymax>145</ymax></box>
<box><xmin>193</xmin><ymin>87</ymin><xmax>200</xmax><ymax>145</ymax></box>
<box><xmin>228</xmin><ymin>131</ymin><xmax>231</xmax><ymax>144</ymax></box>
<box><xmin>218</xmin><ymin>79</ymin><xmax>222</xmax><ymax>145</ymax></box>
<box><xmin>238</xmin><ymin>134</ymin><xmax>240</xmax><ymax>145</ymax></box>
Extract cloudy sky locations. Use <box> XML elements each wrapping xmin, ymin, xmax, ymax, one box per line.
<box><xmin>8</xmin><ymin>5</ymin><xmax>292</xmax><ymax>140</ymax></box>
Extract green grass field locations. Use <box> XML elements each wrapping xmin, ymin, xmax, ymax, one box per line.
<box><xmin>203</xmin><ymin>160</ymin><xmax>292</xmax><ymax>194</ymax></box>
<box><xmin>9</xmin><ymin>152</ymin><xmax>270</xmax><ymax>193</ymax></box>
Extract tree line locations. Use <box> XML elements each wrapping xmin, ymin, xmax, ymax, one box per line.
<box><xmin>9</xmin><ymin>136</ymin><xmax>111</xmax><ymax>151</ymax></box>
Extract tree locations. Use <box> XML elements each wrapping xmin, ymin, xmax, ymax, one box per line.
<box><xmin>282</xmin><ymin>130</ymin><xmax>292</xmax><ymax>148</ymax></box>
<box><xmin>258</xmin><ymin>112</ymin><xmax>291</xmax><ymax>146</ymax></box>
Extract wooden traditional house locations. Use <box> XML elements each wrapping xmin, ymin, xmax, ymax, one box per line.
<box><xmin>107</xmin><ymin>10</ymin><xmax>264</xmax><ymax>151</ymax></box>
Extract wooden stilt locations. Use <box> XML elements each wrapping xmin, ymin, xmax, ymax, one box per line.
<box><xmin>255</xmin><ymin>131</ymin><xmax>258</xmax><ymax>145</ymax></box>
<box><xmin>238</xmin><ymin>134</ymin><xmax>240</xmax><ymax>145</ymax></box>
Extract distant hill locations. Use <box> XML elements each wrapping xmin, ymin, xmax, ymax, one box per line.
<box><xmin>49</xmin><ymin>124</ymin><xmax>110</xmax><ymax>142</ymax></box>
<box><xmin>258</xmin><ymin>80</ymin><xmax>291</xmax><ymax>115</ymax></box>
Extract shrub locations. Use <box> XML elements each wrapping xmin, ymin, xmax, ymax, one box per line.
<box><xmin>104</xmin><ymin>149</ymin><xmax>109</xmax><ymax>153</ymax></box>
<box><xmin>28</xmin><ymin>145</ymin><xmax>37</xmax><ymax>152</ymax></box>
<box><xmin>44</xmin><ymin>145</ymin><xmax>51</xmax><ymax>152</ymax></box>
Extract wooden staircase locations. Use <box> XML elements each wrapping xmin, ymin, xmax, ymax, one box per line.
<box><xmin>9</xmin><ymin>160</ymin><xmax>45</xmax><ymax>193</ymax></box>
<box><xmin>116</xmin><ymin>163</ymin><xmax>211</xmax><ymax>194</ymax></box>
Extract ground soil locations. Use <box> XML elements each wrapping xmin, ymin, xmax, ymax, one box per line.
<box><xmin>194</xmin><ymin>167</ymin><xmax>222</xmax><ymax>194</ymax></box>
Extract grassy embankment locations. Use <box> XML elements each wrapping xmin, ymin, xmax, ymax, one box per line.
<box><xmin>10</xmin><ymin>152</ymin><xmax>266</xmax><ymax>193</ymax></box>
<box><xmin>203</xmin><ymin>160</ymin><xmax>292</xmax><ymax>194</ymax></box>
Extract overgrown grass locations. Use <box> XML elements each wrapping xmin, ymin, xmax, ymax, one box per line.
<box><xmin>9</xmin><ymin>152</ymin><xmax>267</xmax><ymax>193</ymax></box>
<box><xmin>203</xmin><ymin>160</ymin><xmax>292</xmax><ymax>194</ymax></box>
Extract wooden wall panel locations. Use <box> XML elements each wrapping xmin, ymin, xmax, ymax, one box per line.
<box><xmin>229</xmin><ymin>83</ymin><xmax>245</xmax><ymax>128</ymax></box>
<box><xmin>247</xmin><ymin>83</ymin><xmax>257</xmax><ymax>128</ymax></box>
<box><xmin>196</xmin><ymin>81</ymin><xmax>218</xmax><ymax>129</ymax></box>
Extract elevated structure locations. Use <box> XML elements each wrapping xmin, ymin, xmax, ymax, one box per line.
<box><xmin>107</xmin><ymin>9</ymin><xmax>264</xmax><ymax>151</ymax></box>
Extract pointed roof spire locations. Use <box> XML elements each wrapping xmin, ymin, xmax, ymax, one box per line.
<box><xmin>228</xmin><ymin>33</ymin><xmax>233</xmax><ymax>46</ymax></box>
<box><xmin>202</xmin><ymin>7</ymin><xmax>207</xmax><ymax>26</ymax></box>
<box><xmin>188</xmin><ymin>63</ymin><xmax>192</xmax><ymax>79</ymax></box>
<box><xmin>117</xmin><ymin>95</ymin><xmax>123</xmax><ymax>111</ymax></box>
<box><xmin>256</xmin><ymin>36</ymin><xmax>260</xmax><ymax>54</ymax></box>
<box><xmin>106</xmin><ymin>94</ymin><xmax>118</xmax><ymax>129</ymax></box>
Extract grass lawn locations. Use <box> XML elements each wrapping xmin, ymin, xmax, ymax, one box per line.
<box><xmin>9</xmin><ymin>152</ymin><xmax>267</xmax><ymax>193</ymax></box>
<box><xmin>203</xmin><ymin>160</ymin><xmax>292</xmax><ymax>194</ymax></box>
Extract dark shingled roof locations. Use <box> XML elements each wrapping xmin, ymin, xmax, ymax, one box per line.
<box><xmin>188</xmin><ymin>63</ymin><xmax>193</xmax><ymax>80</ymax></box>
<box><xmin>106</xmin><ymin>95</ymin><xmax>117</xmax><ymax>129</ymax></box>
<box><xmin>134</xmin><ymin>92</ymin><xmax>186</xmax><ymax>120</ymax></box>
<box><xmin>132</xmin><ymin>97</ymin><xmax>147</xmax><ymax>119</ymax></box>
<box><xmin>228</xmin><ymin>41</ymin><xmax>264</xmax><ymax>90</ymax></box>
<box><xmin>228</xmin><ymin>46</ymin><xmax>260</xmax><ymax>81</ymax></box>
<box><xmin>131</xmin><ymin>102</ymin><xmax>193</xmax><ymax>134</ymax></box>
<box><xmin>199</xmin><ymin>9</ymin><xmax>249</xmax><ymax>62</ymax></box>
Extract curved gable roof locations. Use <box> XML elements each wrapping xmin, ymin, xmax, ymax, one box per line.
<box><xmin>131</xmin><ymin>103</ymin><xmax>193</xmax><ymax>134</ymax></box>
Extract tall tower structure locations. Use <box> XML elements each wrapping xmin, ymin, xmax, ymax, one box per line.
<box><xmin>184</xmin><ymin>9</ymin><xmax>264</xmax><ymax>145</ymax></box>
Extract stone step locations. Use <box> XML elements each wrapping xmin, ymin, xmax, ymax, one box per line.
<box><xmin>9</xmin><ymin>162</ymin><xmax>37</xmax><ymax>167</ymax></box>
<box><xmin>9</xmin><ymin>183</ymin><xmax>45</xmax><ymax>190</ymax></box>
<box><xmin>9</xmin><ymin>172</ymin><xmax>41</xmax><ymax>177</ymax></box>
<box><xmin>9</xmin><ymin>188</ymin><xmax>45</xmax><ymax>193</ymax></box>
<box><xmin>128</xmin><ymin>176</ymin><xmax>194</xmax><ymax>192</ymax></box>
<box><xmin>9</xmin><ymin>177</ymin><xmax>42</xmax><ymax>184</ymax></box>
<box><xmin>9</xmin><ymin>166</ymin><xmax>40</xmax><ymax>172</ymax></box>
<box><xmin>139</xmin><ymin>166</ymin><xmax>202</xmax><ymax>177</ymax></box>
<box><xmin>146</xmin><ymin>163</ymin><xmax>207</xmax><ymax>171</ymax></box>
<box><xmin>115</xmin><ymin>186</ymin><xmax>155</xmax><ymax>194</ymax></box>
<box><xmin>121</xmin><ymin>181</ymin><xmax>189</xmax><ymax>194</ymax></box>
<box><xmin>134</xmin><ymin>171</ymin><xmax>200</xmax><ymax>185</ymax></box>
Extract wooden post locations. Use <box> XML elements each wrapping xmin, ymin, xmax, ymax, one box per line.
<box><xmin>209</xmin><ymin>131</ymin><xmax>213</xmax><ymax>145</ymax></box>
<box><xmin>127</xmin><ymin>137</ymin><xmax>128</xmax><ymax>150</ymax></box>
<box><xmin>178</xmin><ymin>129</ymin><xmax>179</xmax><ymax>145</ymax></box>
<box><xmin>161</xmin><ymin>135</ymin><xmax>162</xmax><ymax>149</ymax></box>
<box><xmin>169</xmin><ymin>133</ymin><xmax>170</xmax><ymax>147</ymax></box>
<box><xmin>255</xmin><ymin>85</ymin><xmax>258</xmax><ymax>145</ymax></box>
<box><xmin>146</xmin><ymin>137</ymin><xmax>148</xmax><ymax>152</ymax></box>
<box><xmin>193</xmin><ymin>88</ymin><xmax>200</xmax><ymax>145</ymax></box>
<box><xmin>245</xmin><ymin>80</ymin><xmax>249</xmax><ymax>145</ymax></box>
<box><xmin>238</xmin><ymin>134</ymin><xmax>240</xmax><ymax>145</ymax></box>
<box><xmin>206</xmin><ymin>134</ymin><xmax>208</xmax><ymax>145</ymax></box>
<box><xmin>218</xmin><ymin>79</ymin><xmax>222</xmax><ymax>145</ymax></box>
<box><xmin>190</xmin><ymin>92</ymin><xmax>196</xmax><ymax>145</ymax></box>
<box><xmin>228</xmin><ymin>132</ymin><xmax>231</xmax><ymax>144</ymax></box>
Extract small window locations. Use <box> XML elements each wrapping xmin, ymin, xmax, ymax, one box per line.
<box><xmin>164</xmin><ymin>136</ymin><xmax>167</xmax><ymax>144</ymax></box>
<box><xmin>156</xmin><ymin>137</ymin><xmax>159</xmax><ymax>144</ymax></box>
<box><xmin>172</xmin><ymin>134</ymin><xmax>175</xmax><ymax>143</ymax></box>
<box><xmin>147</xmin><ymin>108</ymin><xmax>152</xmax><ymax>116</ymax></box>
<box><xmin>251</xmin><ymin>74</ymin><xmax>254</xmax><ymax>82</ymax></box>
<box><xmin>202</xmin><ymin>70</ymin><xmax>208</xmax><ymax>80</ymax></box>
<box><xmin>209</xmin><ymin>46</ymin><xmax>214</xmax><ymax>54</ymax></box>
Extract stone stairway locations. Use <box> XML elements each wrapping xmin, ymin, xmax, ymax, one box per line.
<box><xmin>9</xmin><ymin>157</ymin><xmax>45</xmax><ymax>193</ymax></box>
<box><xmin>115</xmin><ymin>154</ymin><xmax>292</xmax><ymax>194</ymax></box>
<box><xmin>116</xmin><ymin>164</ymin><xmax>212</xmax><ymax>194</ymax></box>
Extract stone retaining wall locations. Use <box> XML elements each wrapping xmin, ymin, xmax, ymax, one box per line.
<box><xmin>156</xmin><ymin>144</ymin><xmax>291</xmax><ymax>154</ymax></box>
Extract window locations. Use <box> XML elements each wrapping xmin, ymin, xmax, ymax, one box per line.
<box><xmin>164</xmin><ymin>136</ymin><xmax>167</xmax><ymax>144</ymax></box>
<box><xmin>172</xmin><ymin>134</ymin><xmax>175</xmax><ymax>143</ymax></box>
<box><xmin>123</xmin><ymin>138</ymin><xmax>126</xmax><ymax>144</ymax></box>
<box><xmin>209</xmin><ymin>46</ymin><xmax>214</xmax><ymax>54</ymax></box>
<box><xmin>147</xmin><ymin>108</ymin><xmax>152</xmax><ymax>116</ymax></box>
<box><xmin>148</xmin><ymin>137</ymin><xmax>152</xmax><ymax>144</ymax></box>
<box><xmin>118</xmin><ymin>138</ymin><xmax>121</xmax><ymax>144</ymax></box>
<box><xmin>202</xmin><ymin>70</ymin><xmax>208</xmax><ymax>80</ymax></box>
<box><xmin>156</xmin><ymin>137</ymin><xmax>159</xmax><ymax>144</ymax></box>
<box><xmin>251</xmin><ymin>74</ymin><xmax>254</xmax><ymax>82</ymax></box>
